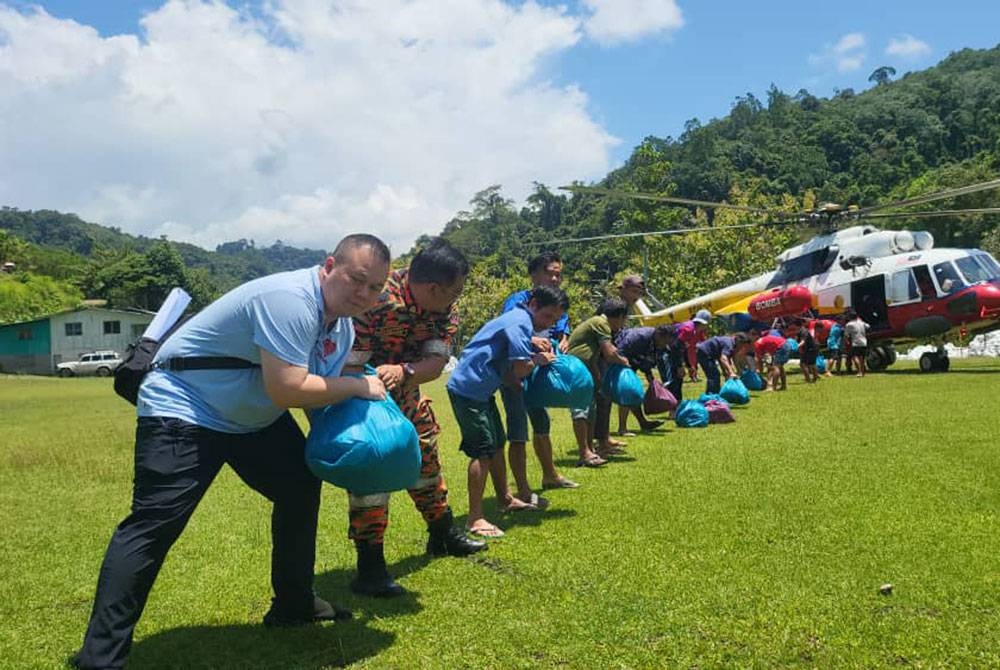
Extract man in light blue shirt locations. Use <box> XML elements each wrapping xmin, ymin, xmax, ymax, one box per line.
<box><xmin>72</xmin><ymin>234</ymin><xmax>391</xmax><ymax>670</ymax></box>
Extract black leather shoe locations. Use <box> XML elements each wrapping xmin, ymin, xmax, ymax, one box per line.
<box><xmin>263</xmin><ymin>595</ymin><xmax>351</xmax><ymax>627</ymax></box>
<box><xmin>350</xmin><ymin>542</ymin><xmax>406</xmax><ymax>598</ymax></box>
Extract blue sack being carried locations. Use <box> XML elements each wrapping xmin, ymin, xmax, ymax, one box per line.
<box><xmin>816</xmin><ymin>354</ymin><xmax>827</xmax><ymax>374</ymax></box>
<box><xmin>601</xmin><ymin>364</ymin><xmax>645</xmax><ymax>407</ymax></box>
<box><xmin>741</xmin><ymin>368</ymin><xmax>765</xmax><ymax>391</ymax></box>
<box><xmin>524</xmin><ymin>354</ymin><xmax>594</xmax><ymax>410</ymax></box>
<box><xmin>719</xmin><ymin>378</ymin><xmax>750</xmax><ymax>405</ymax></box>
<box><xmin>306</xmin><ymin>387</ymin><xmax>421</xmax><ymax>496</ymax></box>
<box><xmin>698</xmin><ymin>392</ymin><xmax>729</xmax><ymax>407</ymax></box>
<box><xmin>674</xmin><ymin>399</ymin><xmax>709</xmax><ymax>428</ymax></box>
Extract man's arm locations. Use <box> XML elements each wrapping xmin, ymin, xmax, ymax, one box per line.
<box><xmin>260</xmin><ymin>349</ymin><xmax>386</xmax><ymax>409</ymax></box>
<box><xmin>599</xmin><ymin>340</ymin><xmax>630</xmax><ymax>367</ymax></box>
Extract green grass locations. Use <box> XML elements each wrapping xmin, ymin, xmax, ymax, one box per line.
<box><xmin>3</xmin><ymin>359</ymin><xmax>1000</xmax><ymax>669</ymax></box>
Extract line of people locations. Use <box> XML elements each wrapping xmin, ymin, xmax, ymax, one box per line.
<box><xmin>69</xmin><ymin>232</ymin><xmax>872</xmax><ymax>670</ymax></box>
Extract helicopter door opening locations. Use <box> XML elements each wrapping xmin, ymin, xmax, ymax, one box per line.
<box><xmin>851</xmin><ymin>275</ymin><xmax>890</xmax><ymax>330</ymax></box>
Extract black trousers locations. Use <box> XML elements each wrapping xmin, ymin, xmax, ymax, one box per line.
<box><xmin>74</xmin><ymin>412</ymin><xmax>321</xmax><ymax>670</ymax></box>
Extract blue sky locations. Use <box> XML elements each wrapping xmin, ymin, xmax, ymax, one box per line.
<box><xmin>2</xmin><ymin>1</ymin><xmax>998</xmax><ymax>249</ymax></box>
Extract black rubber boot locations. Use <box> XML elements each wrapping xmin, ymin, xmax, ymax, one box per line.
<box><xmin>350</xmin><ymin>542</ymin><xmax>406</xmax><ymax>598</ymax></box>
<box><xmin>426</xmin><ymin>511</ymin><xmax>487</xmax><ymax>557</ymax></box>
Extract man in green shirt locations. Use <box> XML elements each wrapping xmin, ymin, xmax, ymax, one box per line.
<box><xmin>566</xmin><ymin>298</ymin><xmax>631</xmax><ymax>467</ymax></box>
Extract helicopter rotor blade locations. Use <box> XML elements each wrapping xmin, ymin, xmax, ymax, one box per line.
<box><xmin>535</xmin><ymin>219</ymin><xmax>800</xmax><ymax>246</ymax></box>
<box><xmin>855</xmin><ymin>177</ymin><xmax>1000</xmax><ymax>215</ymax></box>
<box><xmin>860</xmin><ymin>207</ymin><xmax>1000</xmax><ymax>220</ymax></box>
<box><xmin>559</xmin><ymin>185</ymin><xmax>778</xmax><ymax>216</ymax></box>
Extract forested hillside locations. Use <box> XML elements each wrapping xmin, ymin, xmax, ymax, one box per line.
<box><xmin>3</xmin><ymin>45</ymin><xmax>1000</xmax><ymax>336</ymax></box>
<box><xmin>430</xmin><ymin>46</ymin><xmax>1000</xmax><ymax>330</ymax></box>
<box><xmin>0</xmin><ymin>209</ymin><xmax>327</xmax><ymax>323</ymax></box>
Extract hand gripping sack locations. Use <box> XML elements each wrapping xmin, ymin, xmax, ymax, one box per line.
<box><xmin>601</xmin><ymin>364</ymin><xmax>645</xmax><ymax>407</ymax></box>
<box><xmin>524</xmin><ymin>353</ymin><xmax>594</xmax><ymax>410</ymax></box>
<box><xmin>643</xmin><ymin>379</ymin><xmax>678</xmax><ymax>415</ymax></box>
<box><xmin>674</xmin><ymin>399</ymin><xmax>709</xmax><ymax>428</ymax></box>
<box><xmin>719</xmin><ymin>378</ymin><xmax>750</xmax><ymax>405</ymax></box>
<box><xmin>306</xmin><ymin>391</ymin><xmax>420</xmax><ymax>495</ymax></box>
<box><xmin>740</xmin><ymin>368</ymin><xmax>765</xmax><ymax>391</ymax></box>
<box><xmin>704</xmin><ymin>399</ymin><xmax>736</xmax><ymax>424</ymax></box>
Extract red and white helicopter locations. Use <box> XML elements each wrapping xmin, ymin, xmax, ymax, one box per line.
<box><xmin>560</xmin><ymin>179</ymin><xmax>1000</xmax><ymax>372</ymax></box>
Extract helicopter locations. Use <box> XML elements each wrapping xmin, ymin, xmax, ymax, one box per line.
<box><xmin>555</xmin><ymin>178</ymin><xmax>1000</xmax><ymax>373</ymax></box>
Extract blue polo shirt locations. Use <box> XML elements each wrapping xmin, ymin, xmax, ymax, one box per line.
<box><xmin>447</xmin><ymin>305</ymin><xmax>534</xmax><ymax>402</ymax></box>
<box><xmin>138</xmin><ymin>267</ymin><xmax>353</xmax><ymax>433</ymax></box>
<box><xmin>696</xmin><ymin>336</ymin><xmax>736</xmax><ymax>361</ymax></box>
<box><xmin>501</xmin><ymin>289</ymin><xmax>569</xmax><ymax>339</ymax></box>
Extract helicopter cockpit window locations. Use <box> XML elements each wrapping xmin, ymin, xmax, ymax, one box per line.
<box><xmin>933</xmin><ymin>261</ymin><xmax>965</xmax><ymax>294</ymax></box>
<box><xmin>955</xmin><ymin>256</ymin><xmax>994</xmax><ymax>284</ymax></box>
<box><xmin>978</xmin><ymin>253</ymin><xmax>1000</xmax><ymax>276</ymax></box>
<box><xmin>971</xmin><ymin>253</ymin><xmax>1000</xmax><ymax>280</ymax></box>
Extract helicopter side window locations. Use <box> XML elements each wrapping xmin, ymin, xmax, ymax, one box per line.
<box><xmin>955</xmin><ymin>256</ymin><xmax>992</xmax><ymax>284</ymax></box>
<box><xmin>888</xmin><ymin>269</ymin><xmax>919</xmax><ymax>304</ymax></box>
<box><xmin>932</xmin><ymin>261</ymin><xmax>965</xmax><ymax>294</ymax></box>
<box><xmin>912</xmin><ymin>265</ymin><xmax>936</xmax><ymax>299</ymax></box>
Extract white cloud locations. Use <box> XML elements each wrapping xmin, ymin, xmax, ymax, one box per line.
<box><xmin>886</xmin><ymin>34</ymin><xmax>931</xmax><ymax>59</ymax></box>
<box><xmin>0</xmin><ymin>0</ymin><xmax>619</xmax><ymax>252</ymax></box>
<box><xmin>808</xmin><ymin>31</ymin><xmax>867</xmax><ymax>74</ymax></box>
<box><xmin>582</xmin><ymin>0</ymin><xmax>683</xmax><ymax>46</ymax></box>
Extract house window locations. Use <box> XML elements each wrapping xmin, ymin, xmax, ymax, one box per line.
<box><xmin>18</xmin><ymin>329</ymin><xmax>33</xmax><ymax>340</ymax></box>
<box><xmin>103</xmin><ymin>320</ymin><xmax>122</xmax><ymax>335</ymax></box>
<box><xmin>65</xmin><ymin>322</ymin><xmax>83</xmax><ymax>336</ymax></box>
<box><xmin>131</xmin><ymin>324</ymin><xmax>146</xmax><ymax>338</ymax></box>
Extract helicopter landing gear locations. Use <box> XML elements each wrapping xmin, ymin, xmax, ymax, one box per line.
<box><xmin>866</xmin><ymin>344</ymin><xmax>897</xmax><ymax>372</ymax></box>
<box><xmin>918</xmin><ymin>347</ymin><xmax>949</xmax><ymax>373</ymax></box>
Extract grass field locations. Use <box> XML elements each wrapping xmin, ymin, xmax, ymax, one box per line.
<box><xmin>2</xmin><ymin>359</ymin><xmax>1000</xmax><ymax>669</ymax></box>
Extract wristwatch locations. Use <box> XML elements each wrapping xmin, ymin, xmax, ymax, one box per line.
<box><xmin>401</xmin><ymin>362</ymin><xmax>416</xmax><ymax>380</ymax></box>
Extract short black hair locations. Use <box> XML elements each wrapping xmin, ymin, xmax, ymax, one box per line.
<box><xmin>528</xmin><ymin>251</ymin><xmax>561</xmax><ymax>276</ymax></box>
<box><xmin>409</xmin><ymin>237</ymin><xmax>470</xmax><ymax>285</ymax></box>
<box><xmin>733</xmin><ymin>333</ymin><xmax>751</xmax><ymax>347</ymax></box>
<box><xmin>332</xmin><ymin>234</ymin><xmax>391</xmax><ymax>265</ymax></box>
<box><xmin>528</xmin><ymin>284</ymin><xmax>569</xmax><ymax>311</ymax></box>
<box><xmin>597</xmin><ymin>297</ymin><xmax>628</xmax><ymax>319</ymax></box>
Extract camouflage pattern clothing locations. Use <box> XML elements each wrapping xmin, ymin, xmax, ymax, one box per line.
<box><xmin>346</xmin><ymin>269</ymin><xmax>458</xmax><ymax>544</ymax></box>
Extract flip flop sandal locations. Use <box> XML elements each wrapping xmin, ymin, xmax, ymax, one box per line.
<box><xmin>499</xmin><ymin>492</ymin><xmax>549</xmax><ymax>513</ymax></box>
<box><xmin>575</xmin><ymin>455</ymin><xmax>607</xmax><ymax>468</ymax></box>
<box><xmin>466</xmin><ymin>524</ymin><xmax>505</xmax><ymax>538</ymax></box>
<box><xmin>542</xmin><ymin>477</ymin><xmax>580</xmax><ymax>490</ymax></box>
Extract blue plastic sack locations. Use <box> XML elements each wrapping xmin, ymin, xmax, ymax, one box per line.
<box><xmin>524</xmin><ymin>354</ymin><xmax>594</xmax><ymax>410</ymax></box>
<box><xmin>674</xmin><ymin>399</ymin><xmax>709</xmax><ymax>428</ymax></box>
<box><xmin>697</xmin><ymin>392</ymin><xmax>729</xmax><ymax>407</ymax></box>
<box><xmin>816</xmin><ymin>354</ymin><xmax>827</xmax><ymax>374</ymax></box>
<box><xmin>741</xmin><ymin>368</ymin><xmax>765</xmax><ymax>391</ymax></box>
<box><xmin>719</xmin><ymin>378</ymin><xmax>750</xmax><ymax>405</ymax></box>
<box><xmin>601</xmin><ymin>364</ymin><xmax>645</xmax><ymax>406</ymax></box>
<box><xmin>306</xmin><ymin>390</ymin><xmax>420</xmax><ymax>495</ymax></box>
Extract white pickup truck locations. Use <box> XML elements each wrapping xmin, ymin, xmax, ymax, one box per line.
<box><xmin>56</xmin><ymin>351</ymin><xmax>122</xmax><ymax>377</ymax></box>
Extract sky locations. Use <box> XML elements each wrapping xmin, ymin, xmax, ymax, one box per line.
<box><xmin>2</xmin><ymin>1</ymin><xmax>999</xmax><ymax>253</ymax></box>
